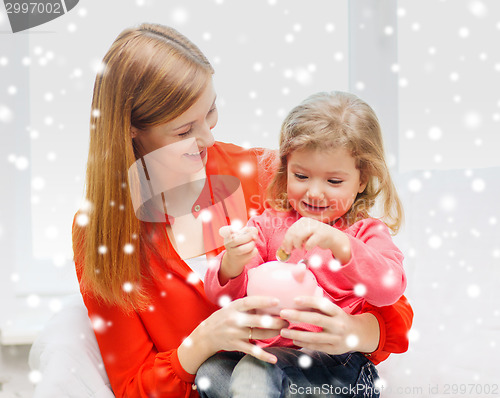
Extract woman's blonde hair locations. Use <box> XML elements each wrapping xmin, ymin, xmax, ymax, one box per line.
<box><xmin>267</xmin><ymin>91</ymin><xmax>403</xmax><ymax>234</ymax></box>
<box><xmin>73</xmin><ymin>24</ymin><xmax>214</xmax><ymax>311</ymax></box>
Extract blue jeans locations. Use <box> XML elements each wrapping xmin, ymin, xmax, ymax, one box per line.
<box><xmin>195</xmin><ymin>348</ymin><xmax>380</xmax><ymax>398</ymax></box>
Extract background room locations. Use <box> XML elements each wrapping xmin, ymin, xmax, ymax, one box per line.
<box><xmin>0</xmin><ymin>1</ymin><xmax>499</xmax><ymax>397</ymax></box>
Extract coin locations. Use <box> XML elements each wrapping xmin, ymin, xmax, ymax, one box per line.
<box><xmin>276</xmin><ymin>247</ymin><xmax>291</xmax><ymax>262</ymax></box>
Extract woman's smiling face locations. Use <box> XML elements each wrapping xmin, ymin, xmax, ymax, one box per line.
<box><xmin>286</xmin><ymin>147</ymin><xmax>367</xmax><ymax>224</ymax></box>
<box><xmin>132</xmin><ymin>78</ymin><xmax>218</xmax><ymax>169</ymax></box>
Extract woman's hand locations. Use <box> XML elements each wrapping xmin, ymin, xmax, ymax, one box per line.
<box><xmin>278</xmin><ymin>296</ymin><xmax>380</xmax><ymax>355</ymax></box>
<box><xmin>218</xmin><ymin>226</ymin><xmax>259</xmax><ymax>282</ymax></box>
<box><xmin>178</xmin><ymin>296</ymin><xmax>288</xmax><ymax>374</ymax></box>
<box><xmin>280</xmin><ymin>217</ymin><xmax>351</xmax><ymax>264</ymax></box>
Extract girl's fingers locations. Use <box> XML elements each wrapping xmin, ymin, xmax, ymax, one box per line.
<box><xmin>304</xmin><ymin>234</ymin><xmax>321</xmax><ymax>252</ymax></box>
<box><xmin>218</xmin><ymin>225</ymin><xmax>233</xmax><ymax>240</ymax></box>
<box><xmin>227</xmin><ymin>240</ymin><xmax>254</xmax><ymax>255</ymax></box>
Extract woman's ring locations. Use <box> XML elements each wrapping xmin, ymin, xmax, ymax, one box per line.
<box><xmin>248</xmin><ymin>327</ymin><xmax>253</xmax><ymax>341</ymax></box>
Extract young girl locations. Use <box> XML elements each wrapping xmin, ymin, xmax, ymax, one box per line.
<box><xmin>202</xmin><ymin>91</ymin><xmax>407</xmax><ymax>397</ymax></box>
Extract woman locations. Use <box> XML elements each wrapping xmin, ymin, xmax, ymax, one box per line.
<box><xmin>73</xmin><ymin>23</ymin><xmax>413</xmax><ymax>397</ymax></box>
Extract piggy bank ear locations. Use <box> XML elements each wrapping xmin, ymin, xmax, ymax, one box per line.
<box><xmin>291</xmin><ymin>263</ymin><xmax>307</xmax><ymax>283</ymax></box>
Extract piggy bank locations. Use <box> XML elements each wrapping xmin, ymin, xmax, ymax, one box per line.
<box><xmin>247</xmin><ymin>261</ymin><xmax>323</xmax><ymax>315</ymax></box>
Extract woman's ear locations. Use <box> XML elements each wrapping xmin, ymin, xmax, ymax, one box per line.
<box><xmin>130</xmin><ymin>126</ymin><xmax>140</xmax><ymax>139</ymax></box>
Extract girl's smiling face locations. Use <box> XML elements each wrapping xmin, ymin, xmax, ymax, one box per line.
<box><xmin>286</xmin><ymin>147</ymin><xmax>367</xmax><ymax>224</ymax></box>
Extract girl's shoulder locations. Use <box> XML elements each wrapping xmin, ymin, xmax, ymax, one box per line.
<box><xmin>342</xmin><ymin>217</ymin><xmax>391</xmax><ymax>237</ymax></box>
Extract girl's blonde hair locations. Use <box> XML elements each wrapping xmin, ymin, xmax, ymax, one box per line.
<box><xmin>267</xmin><ymin>91</ymin><xmax>403</xmax><ymax>234</ymax></box>
<box><xmin>73</xmin><ymin>24</ymin><xmax>214</xmax><ymax>311</ymax></box>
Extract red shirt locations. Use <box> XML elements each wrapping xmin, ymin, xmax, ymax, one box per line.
<box><xmin>75</xmin><ymin>142</ymin><xmax>413</xmax><ymax>397</ymax></box>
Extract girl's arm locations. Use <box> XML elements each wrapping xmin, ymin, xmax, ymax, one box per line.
<box><xmin>280</xmin><ymin>217</ymin><xmax>406</xmax><ymax>307</ymax></box>
<box><xmin>204</xmin><ymin>212</ymin><xmax>270</xmax><ymax>304</ymax></box>
<box><xmin>334</xmin><ymin>218</ymin><xmax>406</xmax><ymax>306</ymax></box>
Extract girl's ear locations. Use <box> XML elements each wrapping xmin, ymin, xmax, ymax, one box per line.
<box><xmin>358</xmin><ymin>175</ymin><xmax>368</xmax><ymax>193</ymax></box>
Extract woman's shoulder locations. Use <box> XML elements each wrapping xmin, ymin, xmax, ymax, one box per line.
<box><xmin>210</xmin><ymin>141</ymin><xmax>277</xmax><ymax>163</ymax></box>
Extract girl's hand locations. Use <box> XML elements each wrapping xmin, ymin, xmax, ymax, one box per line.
<box><xmin>198</xmin><ymin>296</ymin><xmax>288</xmax><ymax>364</ymax></box>
<box><xmin>219</xmin><ymin>226</ymin><xmax>259</xmax><ymax>281</ymax></box>
<box><xmin>278</xmin><ymin>296</ymin><xmax>380</xmax><ymax>355</ymax></box>
<box><xmin>281</xmin><ymin>217</ymin><xmax>351</xmax><ymax>264</ymax></box>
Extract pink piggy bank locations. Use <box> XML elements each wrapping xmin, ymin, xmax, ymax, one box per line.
<box><xmin>247</xmin><ymin>261</ymin><xmax>324</xmax><ymax>315</ymax></box>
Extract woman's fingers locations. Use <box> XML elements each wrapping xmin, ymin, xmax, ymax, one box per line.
<box><xmin>251</xmin><ymin>328</ymin><xmax>284</xmax><ymax>340</ymax></box>
<box><xmin>279</xmin><ymin>309</ymin><xmax>327</xmax><ymax>328</ymax></box>
<box><xmin>233</xmin><ymin>295</ymin><xmax>280</xmax><ymax>312</ymax></box>
<box><xmin>238</xmin><ymin>341</ymin><xmax>277</xmax><ymax>364</ymax></box>
<box><xmin>280</xmin><ymin>328</ymin><xmax>336</xmax><ymax>345</ymax></box>
<box><xmin>293</xmin><ymin>296</ymin><xmax>342</xmax><ymax>317</ymax></box>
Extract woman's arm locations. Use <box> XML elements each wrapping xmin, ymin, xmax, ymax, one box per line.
<box><xmin>278</xmin><ymin>295</ymin><xmax>413</xmax><ymax>365</ymax></box>
<box><xmin>361</xmin><ymin>295</ymin><xmax>413</xmax><ymax>364</ymax></box>
<box><xmin>82</xmin><ymin>286</ymin><xmax>288</xmax><ymax>397</ymax></box>
<box><xmin>278</xmin><ymin>296</ymin><xmax>380</xmax><ymax>354</ymax></box>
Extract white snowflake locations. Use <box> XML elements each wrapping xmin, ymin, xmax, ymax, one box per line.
<box><xmin>471</xmin><ymin>178</ymin><xmax>485</xmax><ymax>192</ymax></box>
<box><xmin>467</xmin><ymin>284</ymin><xmax>481</xmax><ymax>298</ymax></box>
<box><xmin>298</xmin><ymin>354</ymin><xmax>312</xmax><ymax>368</ymax></box>
<box><xmin>408</xmin><ymin>178</ymin><xmax>422</xmax><ymax>192</ymax></box>
<box><xmin>122</xmin><ymin>282</ymin><xmax>134</xmax><ymax>293</ymax></box>
<box><xmin>458</xmin><ymin>27</ymin><xmax>470</xmax><ymax>38</ymax></box>
<box><xmin>428</xmin><ymin>126</ymin><xmax>442</xmax><ymax>141</ymax></box>
<box><xmin>197</xmin><ymin>376</ymin><xmax>211</xmax><ymax>391</ymax></box>
<box><xmin>75</xmin><ymin>213</ymin><xmax>89</xmax><ymax>226</ymax></box>
<box><xmin>464</xmin><ymin>111</ymin><xmax>482</xmax><ymax>129</ymax></box>
<box><xmin>307</xmin><ymin>254</ymin><xmax>322</xmax><ymax>268</ymax></box>
<box><xmin>0</xmin><ymin>104</ymin><xmax>13</xmax><ymax>123</ymax></box>
<box><xmin>354</xmin><ymin>283</ymin><xmax>367</xmax><ymax>297</ymax></box>
<box><xmin>345</xmin><ymin>334</ymin><xmax>359</xmax><ymax>348</ymax></box>
<box><xmin>26</xmin><ymin>294</ymin><xmax>40</xmax><ymax>308</ymax></box>
<box><xmin>91</xmin><ymin>316</ymin><xmax>107</xmax><ymax>333</ymax></box>
<box><xmin>218</xmin><ymin>295</ymin><xmax>231</xmax><ymax>308</ymax></box>
<box><xmin>29</xmin><ymin>370</ymin><xmax>43</xmax><ymax>384</ymax></box>
<box><xmin>49</xmin><ymin>299</ymin><xmax>62</xmax><ymax>313</ymax></box>
<box><xmin>328</xmin><ymin>259</ymin><xmax>341</xmax><ymax>272</ymax></box>
<box><xmin>186</xmin><ymin>272</ymin><xmax>200</xmax><ymax>284</ymax></box>
<box><xmin>469</xmin><ymin>1</ymin><xmax>488</xmax><ymax>17</ymax></box>
<box><xmin>428</xmin><ymin>235</ymin><xmax>442</xmax><ymax>249</ymax></box>
<box><xmin>259</xmin><ymin>315</ymin><xmax>273</xmax><ymax>328</ymax></box>
<box><xmin>407</xmin><ymin>328</ymin><xmax>420</xmax><ymax>342</ymax></box>
<box><xmin>79</xmin><ymin>198</ymin><xmax>93</xmax><ymax>211</ymax></box>
<box><xmin>123</xmin><ymin>243</ymin><xmax>134</xmax><ymax>254</ymax></box>
<box><xmin>32</xmin><ymin>177</ymin><xmax>45</xmax><ymax>190</ymax></box>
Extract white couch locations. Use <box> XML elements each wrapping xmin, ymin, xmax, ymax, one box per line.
<box><xmin>28</xmin><ymin>294</ymin><xmax>114</xmax><ymax>398</ymax></box>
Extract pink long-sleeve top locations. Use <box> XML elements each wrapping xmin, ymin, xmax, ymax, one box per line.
<box><xmin>205</xmin><ymin>208</ymin><xmax>406</xmax><ymax>348</ymax></box>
